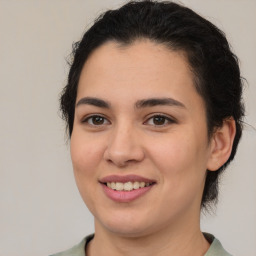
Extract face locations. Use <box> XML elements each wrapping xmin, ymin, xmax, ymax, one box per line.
<box><xmin>71</xmin><ymin>40</ymin><xmax>214</xmax><ymax>237</ymax></box>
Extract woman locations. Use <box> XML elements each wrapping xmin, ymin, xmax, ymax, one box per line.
<box><xmin>52</xmin><ymin>1</ymin><xmax>244</xmax><ymax>255</ymax></box>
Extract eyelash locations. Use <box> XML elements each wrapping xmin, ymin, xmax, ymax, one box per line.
<box><xmin>82</xmin><ymin>115</ymin><xmax>110</xmax><ymax>126</ymax></box>
<box><xmin>81</xmin><ymin>114</ymin><xmax>176</xmax><ymax>127</ymax></box>
<box><xmin>144</xmin><ymin>114</ymin><xmax>176</xmax><ymax>127</ymax></box>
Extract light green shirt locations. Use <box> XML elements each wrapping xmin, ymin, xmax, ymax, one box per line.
<box><xmin>50</xmin><ymin>233</ymin><xmax>232</xmax><ymax>256</ymax></box>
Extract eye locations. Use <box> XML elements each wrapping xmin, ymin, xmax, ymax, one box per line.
<box><xmin>145</xmin><ymin>114</ymin><xmax>175</xmax><ymax>126</ymax></box>
<box><xmin>82</xmin><ymin>115</ymin><xmax>110</xmax><ymax>126</ymax></box>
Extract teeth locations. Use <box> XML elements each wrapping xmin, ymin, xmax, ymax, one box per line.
<box><xmin>133</xmin><ymin>181</ymin><xmax>140</xmax><ymax>189</ymax></box>
<box><xmin>124</xmin><ymin>181</ymin><xmax>133</xmax><ymax>191</ymax></box>
<box><xmin>111</xmin><ymin>182</ymin><xmax>116</xmax><ymax>190</ymax></box>
<box><xmin>106</xmin><ymin>181</ymin><xmax>153</xmax><ymax>191</ymax></box>
<box><xmin>115</xmin><ymin>182</ymin><xmax>124</xmax><ymax>191</ymax></box>
<box><xmin>140</xmin><ymin>182</ymin><xmax>145</xmax><ymax>188</ymax></box>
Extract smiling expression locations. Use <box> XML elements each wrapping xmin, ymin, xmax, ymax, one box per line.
<box><xmin>70</xmin><ymin>40</ymin><xmax>214</xmax><ymax>237</ymax></box>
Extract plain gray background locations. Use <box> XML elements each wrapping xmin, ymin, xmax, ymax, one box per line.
<box><xmin>0</xmin><ymin>1</ymin><xmax>255</xmax><ymax>255</ymax></box>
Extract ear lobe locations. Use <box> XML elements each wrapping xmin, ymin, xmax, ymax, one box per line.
<box><xmin>207</xmin><ymin>118</ymin><xmax>236</xmax><ymax>171</ymax></box>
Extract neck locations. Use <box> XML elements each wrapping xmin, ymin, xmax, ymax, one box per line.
<box><xmin>87</xmin><ymin>215</ymin><xmax>210</xmax><ymax>256</ymax></box>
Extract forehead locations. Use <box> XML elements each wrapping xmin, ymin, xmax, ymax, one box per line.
<box><xmin>77</xmin><ymin>40</ymin><xmax>204</xmax><ymax>111</ymax></box>
<box><xmin>80</xmin><ymin>40</ymin><xmax>191</xmax><ymax>80</ymax></box>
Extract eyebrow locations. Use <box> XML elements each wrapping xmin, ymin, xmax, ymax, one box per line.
<box><xmin>76</xmin><ymin>97</ymin><xmax>186</xmax><ymax>109</ymax></box>
<box><xmin>135</xmin><ymin>97</ymin><xmax>186</xmax><ymax>109</ymax></box>
<box><xmin>76</xmin><ymin>97</ymin><xmax>110</xmax><ymax>108</ymax></box>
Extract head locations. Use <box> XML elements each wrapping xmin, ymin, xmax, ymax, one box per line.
<box><xmin>60</xmin><ymin>0</ymin><xmax>244</xmax><ymax>210</ymax></box>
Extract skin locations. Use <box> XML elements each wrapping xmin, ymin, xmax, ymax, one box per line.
<box><xmin>70</xmin><ymin>40</ymin><xmax>236</xmax><ymax>256</ymax></box>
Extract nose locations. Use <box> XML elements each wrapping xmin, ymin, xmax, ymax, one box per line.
<box><xmin>103</xmin><ymin>124</ymin><xmax>145</xmax><ymax>167</ymax></box>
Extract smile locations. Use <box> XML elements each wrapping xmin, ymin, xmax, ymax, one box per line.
<box><xmin>106</xmin><ymin>181</ymin><xmax>153</xmax><ymax>191</ymax></box>
<box><xmin>100</xmin><ymin>175</ymin><xmax>156</xmax><ymax>202</ymax></box>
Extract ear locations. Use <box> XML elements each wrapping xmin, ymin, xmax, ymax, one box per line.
<box><xmin>207</xmin><ymin>118</ymin><xmax>236</xmax><ymax>171</ymax></box>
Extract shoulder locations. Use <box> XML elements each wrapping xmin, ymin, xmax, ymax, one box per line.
<box><xmin>49</xmin><ymin>234</ymin><xmax>94</xmax><ymax>256</ymax></box>
<box><xmin>204</xmin><ymin>233</ymin><xmax>232</xmax><ymax>256</ymax></box>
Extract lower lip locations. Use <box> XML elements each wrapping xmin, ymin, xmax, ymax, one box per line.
<box><xmin>101</xmin><ymin>183</ymin><xmax>154</xmax><ymax>203</ymax></box>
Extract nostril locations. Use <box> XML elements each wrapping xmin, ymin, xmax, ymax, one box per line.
<box><xmin>103</xmin><ymin>132</ymin><xmax>145</xmax><ymax>166</ymax></box>
<box><xmin>104</xmin><ymin>149</ymin><xmax>145</xmax><ymax>167</ymax></box>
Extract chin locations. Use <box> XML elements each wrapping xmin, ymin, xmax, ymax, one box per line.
<box><xmin>95</xmin><ymin>210</ymin><xmax>155</xmax><ymax>237</ymax></box>
<box><xmin>105</xmin><ymin>223</ymin><xmax>153</xmax><ymax>238</ymax></box>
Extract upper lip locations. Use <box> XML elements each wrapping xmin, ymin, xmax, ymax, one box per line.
<box><xmin>99</xmin><ymin>175</ymin><xmax>156</xmax><ymax>184</ymax></box>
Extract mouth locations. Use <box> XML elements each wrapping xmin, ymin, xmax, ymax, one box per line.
<box><xmin>99</xmin><ymin>175</ymin><xmax>156</xmax><ymax>202</ymax></box>
<box><xmin>105</xmin><ymin>181</ymin><xmax>154</xmax><ymax>191</ymax></box>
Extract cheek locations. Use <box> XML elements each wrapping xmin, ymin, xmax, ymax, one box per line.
<box><xmin>70</xmin><ymin>131</ymin><xmax>106</xmax><ymax>201</ymax></box>
<box><xmin>70</xmin><ymin>132</ymin><xmax>106</xmax><ymax>210</ymax></box>
<box><xmin>149</xmin><ymin>135</ymin><xmax>208</xmax><ymax>211</ymax></box>
<box><xmin>149</xmin><ymin>136</ymin><xmax>190</xmax><ymax>168</ymax></box>
<box><xmin>70</xmin><ymin>132</ymin><xmax>103</xmax><ymax>174</ymax></box>
<box><xmin>148</xmin><ymin>132</ymin><xmax>208</xmax><ymax>183</ymax></box>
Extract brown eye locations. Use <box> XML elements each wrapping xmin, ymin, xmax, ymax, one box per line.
<box><xmin>145</xmin><ymin>115</ymin><xmax>175</xmax><ymax>126</ymax></box>
<box><xmin>92</xmin><ymin>116</ymin><xmax>105</xmax><ymax>125</ymax></box>
<box><xmin>153</xmin><ymin>116</ymin><xmax>167</xmax><ymax>125</ymax></box>
<box><xmin>83</xmin><ymin>115</ymin><xmax>110</xmax><ymax>126</ymax></box>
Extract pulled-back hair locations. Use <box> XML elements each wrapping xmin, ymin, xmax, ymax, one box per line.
<box><xmin>60</xmin><ymin>0</ymin><xmax>244</xmax><ymax>209</ymax></box>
